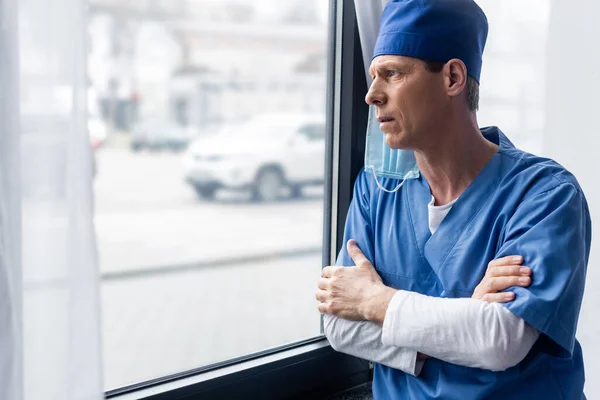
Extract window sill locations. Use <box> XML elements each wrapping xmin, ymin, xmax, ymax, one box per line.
<box><xmin>108</xmin><ymin>337</ymin><xmax>370</xmax><ymax>400</ymax></box>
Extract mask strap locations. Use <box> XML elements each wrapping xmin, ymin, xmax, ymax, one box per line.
<box><xmin>370</xmin><ymin>168</ymin><xmax>416</xmax><ymax>193</ymax></box>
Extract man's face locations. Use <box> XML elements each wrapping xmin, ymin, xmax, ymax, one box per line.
<box><xmin>366</xmin><ymin>55</ymin><xmax>448</xmax><ymax>150</ymax></box>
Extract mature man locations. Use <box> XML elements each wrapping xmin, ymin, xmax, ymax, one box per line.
<box><xmin>316</xmin><ymin>0</ymin><xmax>590</xmax><ymax>399</ymax></box>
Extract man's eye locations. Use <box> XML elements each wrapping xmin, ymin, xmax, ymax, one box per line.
<box><xmin>386</xmin><ymin>69</ymin><xmax>398</xmax><ymax>77</ymax></box>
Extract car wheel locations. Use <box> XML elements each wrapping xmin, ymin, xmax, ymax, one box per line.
<box><xmin>290</xmin><ymin>184</ymin><xmax>303</xmax><ymax>199</ymax></box>
<box><xmin>252</xmin><ymin>167</ymin><xmax>285</xmax><ymax>202</ymax></box>
<box><xmin>131</xmin><ymin>144</ymin><xmax>143</xmax><ymax>152</ymax></box>
<box><xmin>194</xmin><ymin>185</ymin><xmax>217</xmax><ymax>200</ymax></box>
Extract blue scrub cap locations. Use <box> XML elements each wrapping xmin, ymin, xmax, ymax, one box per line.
<box><xmin>373</xmin><ymin>0</ymin><xmax>488</xmax><ymax>83</ymax></box>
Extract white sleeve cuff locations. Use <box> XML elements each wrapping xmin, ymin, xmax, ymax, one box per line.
<box><xmin>380</xmin><ymin>291</ymin><xmax>424</xmax><ymax>376</ymax></box>
<box><xmin>324</xmin><ymin>312</ymin><xmax>424</xmax><ymax>376</ymax></box>
<box><xmin>394</xmin><ymin>347</ymin><xmax>423</xmax><ymax>376</ymax></box>
<box><xmin>381</xmin><ymin>290</ymin><xmax>409</xmax><ymax>347</ymax></box>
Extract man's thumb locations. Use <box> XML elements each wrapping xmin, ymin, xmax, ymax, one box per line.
<box><xmin>347</xmin><ymin>239</ymin><xmax>371</xmax><ymax>267</ymax></box>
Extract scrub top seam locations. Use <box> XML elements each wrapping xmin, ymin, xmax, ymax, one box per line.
<box><xmin>404</xmin><ymin>182</ymin><xmax>436</xmax><ymax>282</ymax></box>
<box><xmin>510</xmin><ymin>182</ymin><xmax>579</xmax><ymax>216</ymax></box>
<box><xmin>498</xmin><ymin>149</ymin><xmax>573</xmax><ymax>189</ymax></box>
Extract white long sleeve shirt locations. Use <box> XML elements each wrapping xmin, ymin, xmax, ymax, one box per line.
<box><xmin>324</xmin><ymin>197</ymin><xmax>540</xmax><ymax>375</ymax></box>
<box><xmin>325</xmin><ymin>293</ymin><xmax>539</xmax><ymax>375</ymax></box>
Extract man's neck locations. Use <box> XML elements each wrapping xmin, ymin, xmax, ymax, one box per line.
<box><xmin>415</xmin><ymin>117</ymin><xmax>498</xmax><ymax>206</ymax></box>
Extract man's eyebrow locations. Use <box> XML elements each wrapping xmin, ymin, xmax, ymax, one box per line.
<box><xmin>370</xmin><ymin>61</ymin><xmax>414</xmax><ymax>75</ymax></box>
<box><xmin>369</xmin><ymin>65</ymin><xmax>376</xmax><ymax>77</ymax></box>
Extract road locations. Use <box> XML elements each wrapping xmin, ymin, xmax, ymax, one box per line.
<box><xmin>95</xmin><ymin>147</ymin><xmax>600</xmax><ymax>396</ymax></box>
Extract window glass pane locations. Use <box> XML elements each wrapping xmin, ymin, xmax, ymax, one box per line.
<box><xmin>91</xmin><ymin>0</ymin><xmax>331</xmax><ymax>389</ymax></box>
<box><xmin>476</xmin><ymin>1</ymin><xmax>598</xmax><ymax>397</ymax></box>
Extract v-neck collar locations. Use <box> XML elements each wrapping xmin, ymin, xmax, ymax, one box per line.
<box><xmin>407</xmin><ymin>127</ymin><xmax>510</xmax><ymax>279</ymax></box>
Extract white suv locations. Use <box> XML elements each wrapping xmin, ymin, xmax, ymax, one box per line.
<box><xmin>183</xmin><ymin>114</ymin><xmax>326</xmax><ymax>201</ymax></box>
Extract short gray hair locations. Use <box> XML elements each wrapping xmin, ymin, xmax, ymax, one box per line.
<box><xmin>423</xmin><ymin>60</ymin><xmax>480</xmax><ymax>113</ymax></box>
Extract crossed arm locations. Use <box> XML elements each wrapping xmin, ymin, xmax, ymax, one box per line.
<box><xmin>316</xmin><ymin>240</ymin><xmax>539</xmax><ymax>374</ymax></box>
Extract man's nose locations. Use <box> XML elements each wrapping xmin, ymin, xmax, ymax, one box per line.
<box><xmin>365</xmin><ymin>84</ymin><xmax>386</xmax><ymax>105</ymax></box>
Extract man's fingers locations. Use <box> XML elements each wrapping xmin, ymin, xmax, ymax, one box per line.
<box><xmin>481</xmin><ymin>292</ymin><xmax>516</xmax><ymax>303</ymax></box>
<box><xmin>487</xmin><ymin>265</ymin><xmax>531</xmax><ymax>278</ymax></box>
<box><xmin>322</xmin><ymin>266</ymin><xmax>338</xmax><ymax>278</ymax></box>
<box><xmin>317</xmin><ymin>278</ymin><xmax>329</xmax><ymax>290</ymax></box>
<box><xmin>317</xmin><ymin>302</ymin><xmax>330</xmax><ymax>315</ymax></box>
<box><xmin>488</xmin><ymin>255</ymin><xmax>523</xmax><ymax>268</ymax></box>
<box><xmin>315</xmin><ymin>289</ymin><xmax>328</xmax><ymax>302</ymax></box>
<box><xmin>347</xmin><ymin>239</ymin><xmax>370</xmax><ymax>267</ymax></box>
<box><xmin>485</xmin><ymin>276</ymin><xmax>531</xmax><ymax>292</ymax></box>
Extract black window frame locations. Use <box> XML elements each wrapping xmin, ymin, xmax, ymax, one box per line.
<box><xmin>106</xmin><ymin>0</ymin><xmax>371</xmax><ymax>398</ymax></box>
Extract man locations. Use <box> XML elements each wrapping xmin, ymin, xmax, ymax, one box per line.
<box><xmin>316</xmin><ymin>0</ymin><xmax>590</xmax><ymax>399</ymax></box>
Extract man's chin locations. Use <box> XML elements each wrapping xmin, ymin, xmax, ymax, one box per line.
<box><xmin>384</xmin><ymin>133</ymin><xmax>410</xmax><ymax>150</ymax></box>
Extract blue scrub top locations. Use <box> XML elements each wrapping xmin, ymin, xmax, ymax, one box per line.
<box><xmin>337</xmin><ymin>127</ymin><xmax>590</xmax><ymax>400</ymax></box>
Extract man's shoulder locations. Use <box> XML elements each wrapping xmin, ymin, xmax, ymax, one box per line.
<box><xmin>498</xmin><ymin>146</ymin><xmax>584</xmax><ymax>201</ymax></box>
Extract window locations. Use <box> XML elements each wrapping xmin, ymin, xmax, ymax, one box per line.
<box><xmin>475</xmin><ymin>0</ymin><xmax>549</xmax><ymax>155</ymax></box>
<box><xmin>13</xmin><ymin>0</ymin><xmax>597</xmax><ymax>398</ymax></box>
<box><xmin>91</xmin><ymin>0</ymin><xmax>333</xmax><ymax>391</ymax></box>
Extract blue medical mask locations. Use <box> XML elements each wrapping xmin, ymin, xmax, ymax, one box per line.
<box><xmin>364</xmin><ymin>105</ymin><xmax>420</xmax><ymax>193</ymax></box>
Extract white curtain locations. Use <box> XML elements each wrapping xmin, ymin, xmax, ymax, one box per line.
<box><xmin>0</xmin><ymin>1</ymin><xmax>23</xmax><ymax>399</ymax></box>
<box><xmin>354</xmin><ymin>0</ymin><xmax>390</xmax><ymax>83</ymax></box>
<box><xmin>0</xmin><ymin>0</ymin><xmax>104</xmax><ymax>398</ymax></box>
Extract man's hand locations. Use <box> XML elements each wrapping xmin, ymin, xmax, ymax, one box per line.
<box><xmin>472</xmin><ymin>255</ymin><xmax>531</xmax><ymax>302</ymax></box>
<box><xmin>316</xmin><ymin>240</ymin><xmax>395</xmax><ymax>323</ymax></box>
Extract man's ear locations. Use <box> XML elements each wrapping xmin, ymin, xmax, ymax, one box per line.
<box><xmin>443</xmin><ymin>59</ymin><xmax>468</xmax><ymax>98</ymax></box>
